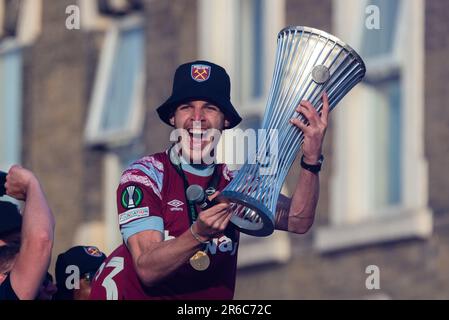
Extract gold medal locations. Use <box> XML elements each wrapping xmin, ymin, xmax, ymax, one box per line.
<box><xmin>189</xmin><ymin>250</ymin><xmax>210</xmax><ymax>271</ymax></box>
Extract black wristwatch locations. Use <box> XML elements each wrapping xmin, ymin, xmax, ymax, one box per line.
<box><xmin>300</xmin><ymin>155</ymin><xmax>324</xmax><ymax>174</ymax></box>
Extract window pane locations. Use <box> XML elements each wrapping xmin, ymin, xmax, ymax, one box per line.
<box><xmin>100</xmin><ymin>26</ymin><xmax>144</xmax><ymax>133</ymax></box>
<box><xmin>371</xmin><ymin>78</ymin><xmax>402</xmax><ymax>207</ymax></box>
<box><xmin>361</xmin><ymin>0</ymin><xmax>400</xmax><ymax>58</ymax></box>
<box><xmin>386</xmin><ymin>79</ymin><xmax>401</xmax><ymax>204</ymax></box>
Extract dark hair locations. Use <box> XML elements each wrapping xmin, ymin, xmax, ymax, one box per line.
<box><xmin>0</xmin><ymin>171</ymin><xmax>6</xmax><ymax>197</ymax></box>
<box><xmin>0</xmin><ymin>243</ymin><xmax>20</xmax><ymax>274</ymax></box>
<box><xmin>0</xmin><ymin>201</ymin><xmax>22</xmax><ymax>239</ymax></box>
<box><xmin>43</xmin><ymin>272</ymin><xmax>54</xmax><ymax>286</ymax></box>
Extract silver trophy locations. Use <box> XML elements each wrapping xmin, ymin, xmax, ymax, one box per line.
<box><xmin>220</xmin><ymin>26</ymin><xmax>366</xmax><ymax>236</ymax></box>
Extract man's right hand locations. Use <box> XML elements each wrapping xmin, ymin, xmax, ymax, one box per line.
<box><xmin>5</xmin><ymin>165</ymin><xmax>38</xmax><ymax>201</ymax></box>
<box><xmin>192</xmin><ymin>193</ymin><xmax>232</xmax><ymax>242</ymax></box>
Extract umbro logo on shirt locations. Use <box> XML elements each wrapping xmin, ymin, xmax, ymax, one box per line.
<box><xmin>167</xmin><ymin>199</ymin><xmax>184</xmax><ymax>212</ymax></box>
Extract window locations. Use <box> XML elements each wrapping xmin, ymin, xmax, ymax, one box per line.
<box><xmin>361</xmin><ymin>0</ymin><xmax>402</xmax><ymax>209</ymax></box>
<box><xmin>315</xmin><ymin>0</ymin><xmax>432</xmax><ymax>252</ymax></box>
<box><xmin>84</xmin><ymin>19</ymin><xmax>146</xmax><ymax>146</ymax></box>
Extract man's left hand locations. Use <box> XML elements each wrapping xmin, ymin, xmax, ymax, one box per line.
<box><xmin>289</xmin><ymin>92</ymin><xmax>329</xmax><ymax>164</ymax></box>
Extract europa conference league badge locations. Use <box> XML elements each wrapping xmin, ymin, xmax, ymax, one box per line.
<box><xmin>121</xmin><ymin>185</ymin><xmax>143</xmax><ymax>209</ymax></box>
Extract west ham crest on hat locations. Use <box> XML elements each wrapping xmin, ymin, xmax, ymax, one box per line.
<box><xmin>83</xmin><ymin>246</ymin><xmax>103</xmax><ymax>257</ymax></box>
<box><xmin>191</xmin><ymin>64</ymin><xmax>211</xmax><ymax>82</ymax></box>
<box><xmin>156</xmin><ymin>60</ymin><xmax>242</xmax><ymax>128</ymax></box>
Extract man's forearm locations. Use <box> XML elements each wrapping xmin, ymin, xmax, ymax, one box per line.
<box><xmin>287</xmin><ymin>168</ymin><xmax>319</xmax><ymax>233</ymax></box>
<box><xmin>135</xmin><ymin>228</ymin><xmax>206</xmax><ymax>286</ymax></box>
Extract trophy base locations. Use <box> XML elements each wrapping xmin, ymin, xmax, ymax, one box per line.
<box><xmin>219</xmin><ymin>190</ymin><xmax>275</xmax><ymax>237</ymax></box>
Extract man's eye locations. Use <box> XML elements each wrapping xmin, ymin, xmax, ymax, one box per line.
<box><xmin>179</xmin><ymin>105</ymin><xmax>190</xmax><ymax>110</ymax></box>
<box><xmin>205</xmin><ymin>105</ymin><xmax>219</xmax><ymax>111</ymax></box>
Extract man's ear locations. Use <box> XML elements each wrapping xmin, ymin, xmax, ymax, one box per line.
<box><xmin>224</xmin><ymin>119</ymin><xmax>231</xmax><ymax>129</ymax></box>
<box><xmin>169</xmin><ymin>116</ymin><xmax>175</xmax><ymax>126</ymax></box>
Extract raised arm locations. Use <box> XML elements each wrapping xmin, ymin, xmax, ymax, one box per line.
<box><xmin>5</xmin><ymin>165</ymin><xmax>55</xmax><ymax>300</ymax></box>
<box><xmin>275</xmin><ymin>93</ymin><xmax>329</xmax><ymax>234</ymax></box>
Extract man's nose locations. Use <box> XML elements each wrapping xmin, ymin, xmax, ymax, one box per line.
<box><xmin>191</xmin><ymin>107</ymin><xmax>205</xmax><ymax>121</ymax></box>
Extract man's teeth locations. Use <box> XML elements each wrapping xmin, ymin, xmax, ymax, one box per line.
<box><xmin>188</xmin><ymin>129</ymin><xmax>207</xmax><ymax>134</ymax></box>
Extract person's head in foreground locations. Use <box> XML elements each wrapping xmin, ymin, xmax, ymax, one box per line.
<box><xmin>54</xmin><ymin>246</ymin><xmax>106</xmax><ymax>300</ymax></box>
<box><xmin>0</xmin><ymin>201</ymin><xmax>22</xmax><ymax>247</ymax></box>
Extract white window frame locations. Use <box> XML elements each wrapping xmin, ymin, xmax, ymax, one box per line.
<box><xmin>84</xmin><ymin>16</ymin><xmax>146</xmax><ymax>146</ymax></box>
<box><xmin>198</xmin><ymin>0</ymin><xmax>291</xmax><ymax>268</ymax></box>
<box><xmin>315</xmin><ymin>0</ymin><xmax>432</xmax><ymax>253</ymax></box>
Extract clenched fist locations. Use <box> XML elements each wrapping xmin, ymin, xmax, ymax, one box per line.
<box><xmin>5</xmin><ymin>165</ymin><xmax>38</xmax><ymax>201</ymax></box>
